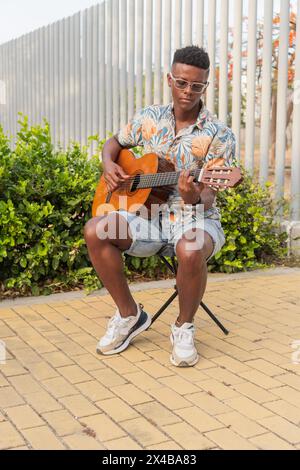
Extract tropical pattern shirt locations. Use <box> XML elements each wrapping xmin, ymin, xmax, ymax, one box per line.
<box><xmin>116</xmin><ymin>102</ymin><xmax>236</xmax><ymax>220</ymax></box>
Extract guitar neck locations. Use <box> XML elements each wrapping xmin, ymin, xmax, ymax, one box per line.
<box><xmin>132</xmin><ymin>169</ymin><xmax>202</xmax><ymax>190</ymax></box>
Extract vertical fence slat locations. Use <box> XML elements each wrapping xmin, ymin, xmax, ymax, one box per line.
<box><xmin>93</xmin><ymin>5</ymin><xmax>100</xmax><ymax>140</ymax></box>
<box><xmin>105</xmin><ymin>0</ymin><xmax>113</xmax><ymax>133</ymax></box>
<box><xmin>92</xmin><ymin>5</ymin><xmax>100</xmax><ymax>146</ymax></box>
<box><xmin>13</xmin><ymin>39</ymin><xmax>17</xmax><ymax>139</ymax></box>
<box><xmin>207</xmin><ymin>0</ymin><xmax>216</xmax><ymax>114</ymax></box>
<box><xmin>81</xmin><ymin>12</ymin><xmax>87</xmax><ymax>146</ymax></box>
<box><xmin>64</xmin><ymin>18</ymin><xmax>70</xmax><ymax>147</ymax></box>
<box><xmin>44</xmin><ymin>27</ymin><xmax>50</xmax><ymax>126</ymax></box>
<box><xmin>154</xmin><ymin>0</ymin><xmax>162</xmax><ymax>104</ymax></box>
<box><xmin>136</xmin><ymin>0</ymin><xmax>144</xmax><ymax>112</ymax></box>
<box><xmin>5</xmin><ymin>43</ymin><xmax>9</xmax><ymax>133</ymax></box>
<box><xmin>174</xmin><ymin>0</ymin><xmax>182</xmax><ymax>51</ymax></box>
<box><xmin>184</xmin><ymin>0</ymin><xmax>193</xmax><ymax>46</ymax></box>
<box><xmin>74</xmin><ymin>13</ymin><xmax>81</xmax><ymax>142</ymax></box>
<box><xmin>219</xmin><ymin>0</ymin><xmax>229</xmax><ymax>124</ymax></box>
<box><xmin>86</xmin><ymin>7</ymin><xmax>93</xmax><ymax>151</ymax></box>
<box><xmin>69</xmin><ymin>15</ymin><xmax>75</xmax><ymax>142</ymax></box>
<box><xmin>145</xmin><ymin>0</ymin><xmax>153</xmax><ymax>106</ymax></box>
<box><xmin>2</xmin><ymin>43</ymin><xmax>7</xmax><ymax>133</ymax></box>
<box><xmin>15</xmin><ymin>38</ymin><xmax>20</xmax><ymax>133</ymax></box>
<box><xmin>50</xmin><ymin>23</ymin><xmax>56</xmax><ymax>143</ymax></box>
<box><xmin>99</xmin><ymin>3</ymin><xmax>106</xmax><ymax>138</ymax></box>
<box><xmin>112</xmin><ymin>0</ymin><xmax>119</xmax><ymax>133</ymax></box>
<box><xmin>196</xmin><ymin>0</ymin><xmax>204</xmax><ymax>48</ymax></box>
<box><xmin>245</xmin><ymin>0</ymin><xmax>257</xmax><ymax>175</ymax></box>
<box><xmin>259</xmin><ymin>0</ymin><xmax>274</xmax><ymax>185</ymax></box>
<box><xmin>232</xmin><ymin>0</ymin><xmax>243</xmax><ymax>160</ymax></box>
<box><xmin>0</xmin><ymin>45</ymin><xmax>5</xmax><ymax>130</ymax></box>
<box><xmin>20</xmin><ymin>36</ymin><xmax>26</xmax><ymax>117</ymax></box>
<box><xmin>36</xmin><ymin>30</ymin><xmax>40</xmax><ymax>124</ymax></box>
<box><xmin>275</xmin><ymin>0</ymin><xmax>290</xmax><ymax>202</ymax></box>
<box><xmin>7</xmin><ymin>40</ymin><xmax>12</xmax><ymax>139</ymax></box>
<box><xmin>29</xmin><ymin>32</ymin><xmax>34</xmax><ymax>128</ymax></box>
<box><xmin>127</xmin><ymin>0</ymin><xmax>135</xmax><ymax>120</ymax></box>
<box><xmin>120</xmin><ymin>0</ymin><xmax>127</xmax><ymax>126</ymax></box>
<box><xmin>30</xmin><ymin>33</ymin><xmax>35</xmax><ymax>126</ymax></box>
<box><xmin>59</xmin><ymin>21</ymin><xmax>65</xmax><ymax>146</ymax></box>
<box><xmin>163</xmin><ymin>0</ymin><xmax>172</xmax><ymax>105</ymax></box>
<box><xmin>39</xmin><ymin>28</ymin><xmax>44</xmax><ymax>123</ymax></box>
<box><xmin>291</xmin><ymin>0</ymin><xmax>300</xmax><ymax>220</ymax></box>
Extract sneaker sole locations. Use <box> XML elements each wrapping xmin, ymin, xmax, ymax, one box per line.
<box><xmin>170</xmin><ymin>333</ymin><xmax>199</xmax><ymax>367</ymax></box>
<box><xmin>96</xmin><ymin>311</ymin><xmax>152</xmax><ymax>356</ymax></box>
<box><xmin>170</xmin><ymin>353</ymin><xmax>199</xmax><ymax>367</ymax></box>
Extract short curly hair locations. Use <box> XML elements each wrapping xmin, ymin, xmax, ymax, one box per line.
<box><xmin>172</xmin><ymin>46</ymin><xmax>210</xmax><ymax>71</ymax></box>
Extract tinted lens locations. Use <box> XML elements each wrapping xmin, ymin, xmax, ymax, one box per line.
<box><xmin>191</xmin><ymin>83</ymin><xmax>206</xmax><ymax>93</ymax></box>
<box><xmin>175</xmin><ymin>79</ymin><xmax>188</xmax><ymax>89</ymax></box>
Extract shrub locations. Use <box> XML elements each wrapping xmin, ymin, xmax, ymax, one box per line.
<box><xmin>0</xmin><ymin>116</ymin><xmax>102</xmax><ymax>297</ymax></box>
<box><xmin>209</xmin><ymin>174</ymin><xmax>287</xmax><ymax>273</ymax></box>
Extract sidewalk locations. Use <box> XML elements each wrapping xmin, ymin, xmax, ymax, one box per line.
<box><xmin>0</xmin><ymin>268</ymin><xmax>300</xmax><ymax>450</ymax></box>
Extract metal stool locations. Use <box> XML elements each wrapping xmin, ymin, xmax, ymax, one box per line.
<box><xmin>150</xmin><ymin>244</ymin><xmax>229</xmax><ymax>336</ymax></box>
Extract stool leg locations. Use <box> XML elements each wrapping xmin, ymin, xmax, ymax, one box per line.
<box><xmin>200</xmin><ymin>301</ymin><xmax>229</xmax><ymax>336</ymax></box>
<box><xmin>150</xmin><ymin>290</ymin><xmax>178</xmax><ymax>326</ymax></box>
<box><xmin>151</xmin><ymin>256</ymin><xmax>229</xmax><ymax>335</ymax></box>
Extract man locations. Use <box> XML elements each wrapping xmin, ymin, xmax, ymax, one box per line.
<box><xmin>84</xmin><ymin>46</ymin><xmax>236</xmax><ymax>367</ymax></box>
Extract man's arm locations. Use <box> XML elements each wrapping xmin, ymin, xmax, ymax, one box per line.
<box><xmin>102</xmin><ymin>136</ymin><xmax>124</xmax><ymax>166</ymax></box>
<box><xmin>199</xmin><ymin>186</ymin><xmax>216</xmax><ymax>211</ymax></box>
<box><xmin>101</xmin><ymin>136</ymin><xmax>130</xmax><ymax>192</ymax></box>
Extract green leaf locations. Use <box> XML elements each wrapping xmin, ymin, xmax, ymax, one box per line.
<box><xmin>20</xmin><ymin>257</ymin><xmax>27</xmax><ymax>268</ymax></box>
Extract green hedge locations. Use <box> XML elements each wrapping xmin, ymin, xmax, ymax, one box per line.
<box><xmin>0</xmin><ymin>117</ymin><xmax>287</xmax><ymax>298</ymax></box>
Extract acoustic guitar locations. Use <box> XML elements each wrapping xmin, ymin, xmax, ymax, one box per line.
<box><xmin>92</xmin><ymin>149</ymin><xmax>242</xmax><ymax>218</ymax></box>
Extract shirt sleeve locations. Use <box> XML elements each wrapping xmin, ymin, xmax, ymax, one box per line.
<box><xmin>116</xmin><ymin>108</ymin><xmax>145</xmax><ymax>148</ymax></box>
<box><xmin>204</xmin><ymin>126</ymin><xmax>237</xmax><ymax>169</ymax></box>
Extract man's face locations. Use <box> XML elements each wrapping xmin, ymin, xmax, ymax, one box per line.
<box><xmin>167</xmin><ymin>63</ymin><xmax>209</xmax><ymax>112</ymax></box>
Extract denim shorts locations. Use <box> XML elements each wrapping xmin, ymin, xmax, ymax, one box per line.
<box><xmin>109</xmin><ymin>206</ymin><xmax>226</xmax><ymax>262</ymax></box>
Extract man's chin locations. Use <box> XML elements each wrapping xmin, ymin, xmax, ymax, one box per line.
<box><xmin>177</xmin><ymin>100</ymin><xmax>195</xmax><ymax>111</ymax></box>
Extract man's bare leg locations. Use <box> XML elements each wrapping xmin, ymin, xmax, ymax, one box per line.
<box><xmin>175</xmin><ymin>230</ymin><xmax>214</xmax><ymax>326</ymax></box>
<box><xmin>84</xmin><ymin>213</ymin><xmax>137</xmax><ymax>318</ymax></box>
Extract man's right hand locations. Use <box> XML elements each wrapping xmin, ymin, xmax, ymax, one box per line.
<box><xmin>103</xmin><ymin>161</ymin><xmax>130</xmax><ymax>192</ymax></box>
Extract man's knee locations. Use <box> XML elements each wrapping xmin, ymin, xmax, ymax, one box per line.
<box><xmin>176</xmin><ymin>238</ymin><xmax>206</xmax><ymax>267</ymax></box>
<box><xmin>84</xmin><ymin>214</ymin><xmax>132</xmax><ymax>251</ymax></box>
<box><xmin>84</xmin><ymin>216</ymin><xmax>107</xmax><ymax>245</ymax></box>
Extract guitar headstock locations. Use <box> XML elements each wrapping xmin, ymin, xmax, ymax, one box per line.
<box><xmin>201</xmin><ymin>167</ymin><xmax>243</xmax><ymax>190</ymax></box>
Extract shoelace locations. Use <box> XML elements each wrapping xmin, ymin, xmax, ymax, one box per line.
<box><xmin>106</xmin><ymin>303</ymin><xmax>143</xmax><ymax>339</ymax></box>
<box><xmin>174</xmin><ymin>327</ymin><xmax>194</xmax><ymax>346</ymax></box>
<box><xmin>106</xmin><ymin>314</ymin><xmax>130</xmax><ymax>338</ymax></box>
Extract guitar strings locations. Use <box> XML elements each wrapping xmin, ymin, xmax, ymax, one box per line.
<box><xmin>114</xmin><ymin>168</ymin><xmax>233</xmax><ymax>191</ymax></box>
<box><xmin>117</xmin><ymin>170</ymin><xmax>201</xmax><ymax>190</ymax></box>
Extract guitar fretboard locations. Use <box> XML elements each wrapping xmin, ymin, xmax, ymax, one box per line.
<box><xmin>131</xmin><ymin>169</ymin><xmax>202</xmax><ymax>190</ymax></box>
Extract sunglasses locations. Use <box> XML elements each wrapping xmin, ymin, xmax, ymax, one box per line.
<box><xmin>169</xmin><ymin>72</ymin><xmax>209</xmax><ymax>94</ymax></box>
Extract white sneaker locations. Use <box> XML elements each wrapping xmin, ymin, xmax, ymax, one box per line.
<box><xmin>170</xmin><ymin>322</ymin><xmax>199</xmax><ymax>367</ymax></box>
<box><xmin>96</xmin><ymin>303</ymin><xmax>151</xmax><ymax>355</ymax></box>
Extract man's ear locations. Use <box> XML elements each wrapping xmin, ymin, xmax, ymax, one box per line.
<box><xmin>167</xmin><ymin>73</ymin><xmax>172</xmax><ymax>88</ymax></box>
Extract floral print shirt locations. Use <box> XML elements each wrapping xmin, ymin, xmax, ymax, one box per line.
<box><xmin>116</xmin><ymin>103</ymin><xmax>236</xmax><ymax>220</ymax></box>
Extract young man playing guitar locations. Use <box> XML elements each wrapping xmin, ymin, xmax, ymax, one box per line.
<box><xmin>85</xmin><ymin>46</ymin><xmax>236</xmax><ymax>367</ymax></box>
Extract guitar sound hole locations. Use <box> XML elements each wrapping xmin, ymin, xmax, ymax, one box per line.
<box><xmin>130</xmin><ymin>174</ymin><xmax>141</xmax><ymax>192</ymax></box>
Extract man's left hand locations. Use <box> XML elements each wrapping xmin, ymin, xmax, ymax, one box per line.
<box><xmin>178</xmin><ymin>170</ymin><xmax>204</xmax><ymax>205</ymax></box>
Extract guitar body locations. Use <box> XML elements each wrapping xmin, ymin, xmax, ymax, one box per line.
<box><xmin>92</xmin><ymin>149</ymin><xmax>242</xmax><ymax>219</ymax></box>
<box><xmin>92</xmin><ymin>149</ymin><xmax>176</xmax><ymax>218</ymax></box>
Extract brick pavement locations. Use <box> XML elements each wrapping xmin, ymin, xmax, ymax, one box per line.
<box><xmin>0</xmin><ymin>269</ymin><xmax>300</xmax><ymax>450</ymax></box>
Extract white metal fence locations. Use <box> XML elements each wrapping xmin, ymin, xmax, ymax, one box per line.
<box><xmin>0</xmin><ymin>0</ymin><xmax>299</xmax><ymax>220</ymax></box>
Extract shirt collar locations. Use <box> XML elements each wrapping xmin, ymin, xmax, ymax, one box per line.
<box><xmin>169</xmin><ymin>100</ymin><xmax>210</xmax><ymax>131</ymax></box>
